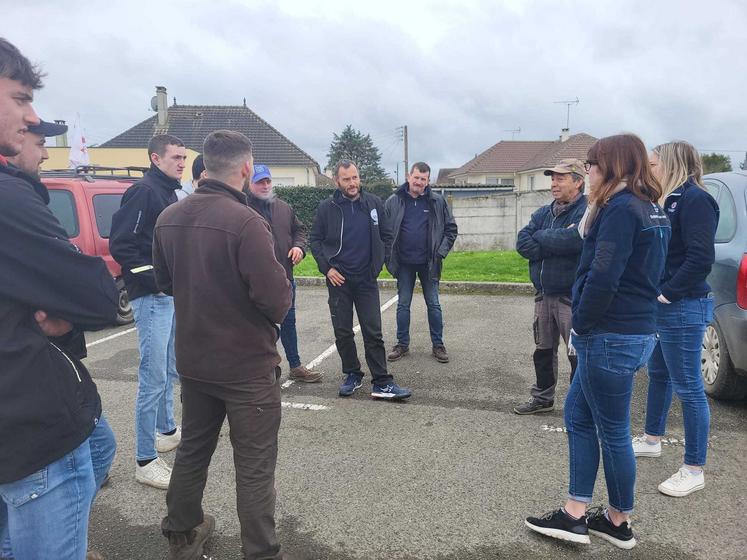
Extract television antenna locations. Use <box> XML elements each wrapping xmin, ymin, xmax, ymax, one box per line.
<box><xmin>504</xmin><ymin>127</ymin><xmax>521</xmax><ymax>140</ymax></box>
<box><xmin>554</xmin><ymin>97</ymin><xmax>579</xmax><ymax>129</ymax></box>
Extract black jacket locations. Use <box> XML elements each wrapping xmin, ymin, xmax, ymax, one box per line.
<box><xmin>309</xmin><ymin>189</ymin><xmax>392</xmax><ymax>278</ymax></box>
<box><xmin>516</xmin><ymin>194</ymin><xmax>587</xmax><ymax>296</ymax></box>
<box><xmin>0</xmin><ymin>163</ymin><xmax>118</xmax><ymax>483</ymax></box>
<box><xmin>384</xmin><ymin>183</ymin><xmax>458</xmax><ymax>279</ymax></box>
<box><xmin>110</xmin><ymin>165</ymin><xmax>181</xmax><ymax>301</ymax></box>
<box><xmin>659</xmin><ymin>180</ymin><xmax>719</xmax><ymax>302</ymax></box>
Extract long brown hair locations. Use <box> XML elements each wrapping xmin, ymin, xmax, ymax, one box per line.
<box><xmin>587</xmin><ymin>134</ymin><xmax>661</xmax><ymax>205</ymax></box>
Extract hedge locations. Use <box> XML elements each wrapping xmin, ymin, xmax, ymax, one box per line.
<box><xmin>275</xmin><ymin>183</ymin><xmax>396</xmax><ymax>228</ymax></box>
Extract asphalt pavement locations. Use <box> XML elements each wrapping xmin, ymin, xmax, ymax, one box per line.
<box><xmin>84</xmin><ymin>286</ymin><xmax>747</xmax><ymax>559</ymax></box>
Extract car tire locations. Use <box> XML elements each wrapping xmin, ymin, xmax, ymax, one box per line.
<box><xmin>115</xmin><ymin>281</ymin><xmax>134</xmax><ymax>325</ymax></box>
<box><xmin>701</xmin><ymin>321</ymin><xmax>747</xmax><ymax>400</ymax></box>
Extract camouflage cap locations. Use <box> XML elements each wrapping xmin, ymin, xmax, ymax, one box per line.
<box><xmin>543</xmin><ymin>158</ymin><xmax>586</xmax><ymax>177</ymax></box>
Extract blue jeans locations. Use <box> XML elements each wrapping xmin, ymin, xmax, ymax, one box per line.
<box><xmin>279</xmin><ymin>280</ymin><xmax>301</xmax><ymax>369</ymax></box>
<box><xmin>645</xmin><ymin>297</ymin><xmax>714</xmax><ymax>466</ymax></box>
<box><xmin>0</xmin><ymin>416</ymin><xmax>116</xmax><ymax>559</ymax></box>
<box><xmin>565</xmin><ymin>332</ymin><xmax>657</xmax><ymax>513</ymax></box>
<box><xmin>395</xmin><ymin>263</ymin><xmax>443</xmax><ymax>347</ymax></box>
<box><xmin>0</xmin><ymin>440</ymin><xmax>96</xmax><ymax>560</ymax></box>
<box><xmin>131</xmin><ymin>293</ymin><xmax>179</xmax><ymax>462</ymax></box>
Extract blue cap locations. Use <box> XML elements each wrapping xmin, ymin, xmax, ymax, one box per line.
<box><xmin>252</xmin><ymin>164</ymin><xmax>271</xmax><ymax>183</ymax></box>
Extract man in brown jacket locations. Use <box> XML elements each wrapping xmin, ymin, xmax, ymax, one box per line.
<box><xmin>153</xmin><ymin>130</ymin><xmax>291</xmax><ymax>560</ymax></box>
<box><xmin>247</xmin><ymin>164</ymin><xmax>322</xmax><ymax>383</ymax></box>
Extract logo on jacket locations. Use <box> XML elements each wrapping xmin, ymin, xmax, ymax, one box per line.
<box><xmin>669</xmin><ymin>202</ymin><xmax>677</xmax><ymax>212</ymax></box>
<box><xmin>370</xmin><ymin>208</ymin><xmax>379</xmax><ymax>225</ymax></box>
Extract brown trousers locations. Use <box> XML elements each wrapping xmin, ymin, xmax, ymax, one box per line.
<box><xmin>161</xmin><ymin>371</ymin><xmax>282</xmax><ymax>560</ymax></box>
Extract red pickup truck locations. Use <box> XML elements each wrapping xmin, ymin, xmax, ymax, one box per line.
<box><xmin>41</xmin><ymin>167</ymin><xmax>149</xmax><ymax>325</ymax></box>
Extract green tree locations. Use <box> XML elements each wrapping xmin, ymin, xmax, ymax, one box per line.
<box><xmin>326</xmin><ymin>124</ymin><xmax>389</xmax><ymax>184</ymax></box>
<box><xmin>701</xmin><ymin>153</ymin><xmax>732</xmax><ymax>174</ymax></box>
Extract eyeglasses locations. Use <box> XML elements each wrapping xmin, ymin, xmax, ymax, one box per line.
<box><xmin>584</xmin><ymin>160</ymin><xmax>597</xmax><ymax>172</ymax></box>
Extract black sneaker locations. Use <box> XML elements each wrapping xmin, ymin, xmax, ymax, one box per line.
<box><xmin>513</xmin><ymin>399</ymin><xmax>554</xmax><ymax>415</ymax></box>
<box><xmin>586</xmin><ymin>506</ymin><xmax>636</xmax><ymax>549</ymax></box>
<box><xmin>525</xmin><ymin>508</ymin><xmax>590</xmax><ymax>544</ymax></box>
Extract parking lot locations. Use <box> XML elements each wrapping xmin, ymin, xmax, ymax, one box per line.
<box><xmin>84</xmin><ymin>286</ymin><xmax>747</xmax><ymax>559</ymax></box>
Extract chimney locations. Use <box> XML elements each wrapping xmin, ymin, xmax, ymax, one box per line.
<box><xmin>560</xmin><ymin>128</ymin><xmax>570</xmax><ymax>142</ymax></box>
<box><xmin>156</xmin><ymin>86</ymin><xmax>168</xmax><ymax>126</ymax></box>
<box><xmin>54</xmin><ymin>119</ymin><xmax>68</xmax><ymax>147</ymax></box>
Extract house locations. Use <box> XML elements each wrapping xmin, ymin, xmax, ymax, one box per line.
<box><xmin>44</xmin><ymin>86</ymin><xmax>322</xmax><ymax>186</ymax></box>
<box><xmin>448</xmin><ymin>130</ymin><xmax>596</xmax><ymax>191</ymax></box>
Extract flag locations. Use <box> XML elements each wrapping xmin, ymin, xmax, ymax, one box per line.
<box><xmin>68</xmin><ymin>114</ymin><xmax>90</xmax><ymax>168</ymax></box>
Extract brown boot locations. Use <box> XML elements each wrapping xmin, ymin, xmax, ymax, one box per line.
<box><xmin>166</xmin><ymin>514</ymin><xmax>215</xmax><ymax>560</ymax></box>
<box><xmin>86</xmin><ymin>552</ymin><xmax>105</xmax><ymax>560</ymax></box>
<box><xmin>432</xmin><ymin>345</ymin><xmax>449</xmax><ymax>363</ymax></box>
<box><xmin>387</xmin><ymin>344</ymin><xmax>409</xmax><ymax>362</ymax></box>
<box><xmin>289</xmin><ymin>365</ymin><xmax>323</xmax><ymax>383</ymax></box>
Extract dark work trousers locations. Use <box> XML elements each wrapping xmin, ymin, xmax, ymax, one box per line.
<box><xmin>326</xmin><ymin>272</ymin><xmax>393</xmax><ymax>385</ymax></box>
<box><xmin>530</xmin><ymin>294</ymin><xmax>577</xmax><ymax>405</ymax></box>
<box><xmin>161</xmin><ymin>372</ymin><xmax>282</xmax><ymax>560</ymax></box>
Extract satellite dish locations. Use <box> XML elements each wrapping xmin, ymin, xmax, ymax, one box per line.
<box><xmin>150</xmin><ymin>96</ymin><xmax>158</xmax><ymax>111</ymax></box>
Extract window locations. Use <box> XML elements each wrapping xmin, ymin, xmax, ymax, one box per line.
<box><xmin>529</xmin><ymin>175</ymin><xmax>535</xmax><ymax>190</ymax></box>
<box><xmin>93</xmin><ymin>193</ymin><xmax>124</xmax><ymax>238</ymax></box>
<box><xmin>47</xmin><ymin>190</ymin><xmax>79</xmax><ymax>238</ymax></box>
<box><xmin>486</xmin><ymin>177</ymin><xmax>515</xmax><ymax>186</ymax></box>
<box><xmin>704</xmin><ymin>180</ymin><xmax>737</xmax><ymax>242</ymax></box>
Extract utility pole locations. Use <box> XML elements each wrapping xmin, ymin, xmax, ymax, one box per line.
<box><xmin>403</xmin><ymin>125</ymin><xmax>408</xmax><ymax>175</ymax></box>
<box><xmin>553</xmin><ymin>97</ymin><xmax>580</xmax><ymax>129</ymax></box>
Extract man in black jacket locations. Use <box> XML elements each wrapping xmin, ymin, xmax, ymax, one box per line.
<box><xmin>0</xmin><ymin>38</ymin><xmax>119</xmax><ymax>559</ymax></box>
<box><xmin>309</xmin><ymin>160</ymin><xmax>412</xmax><ymax>400</ymax></box>
<box><xmin>110</xmin><ymin>134</ymin><xmax>186</xmax><ymax>489</ymax></box>
<box><xmin>384</xmin><ymin>162</ymin><xmax>458</xmax><ymax>363</ymax></box>
<box><xmin>514</xmin><ymin>159</ymin><xmax>588</xmax><ymax>415</ymax></box>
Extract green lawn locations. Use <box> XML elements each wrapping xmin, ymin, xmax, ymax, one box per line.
<box><xmin>294</xmin><ymin>250</ymin><xmax>530</xmax><ymax>283</ymax></box>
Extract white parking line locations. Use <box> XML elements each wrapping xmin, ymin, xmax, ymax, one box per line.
<box><xmin>281</xmin><ymin>294</ymin><xmax>399</xmax><ymax>389</ymax></box>
<box><xmin>281</xmin><ymin>402</ymin><xmax>330</xmax><ymax>411</ymax></box>
<box><xmin>86</xmin><ymin>327</ymin><xmax>137</xmax><ymax>348</ymax></box>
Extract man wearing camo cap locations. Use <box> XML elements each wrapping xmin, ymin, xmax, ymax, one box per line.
<box><xmin>514</xmin><ymin>159</ymin><xmax>588</xmax><ymax>414</ymax></box>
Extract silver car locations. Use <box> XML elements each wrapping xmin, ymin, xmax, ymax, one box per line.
<box><xmin>701</xmin><ymin>171</ymin><xmax>747</xmax><ymax>399</ymax></box>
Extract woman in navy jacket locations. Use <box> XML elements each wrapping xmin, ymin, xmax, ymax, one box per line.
<box><xmin>525</xmin><ymin>134</ymin><xmax>670</xmax><ymax>550</ymax></box>
<box><xmin>633</xmin><ymin>141</ymin><xmax>718</xmax><ymax>497</ymax></box>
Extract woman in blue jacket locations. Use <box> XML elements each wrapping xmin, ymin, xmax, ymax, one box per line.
<box><xmin>525</xmin><ymin>134</ymin><xmax>670</xmax><ymax>550</ymax></box>
<box><xmin>633</xmin><ymin>141</ymin><xmax>718</xmax><ymax>497</ymax></box>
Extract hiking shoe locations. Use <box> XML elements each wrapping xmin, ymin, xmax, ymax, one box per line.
<box><xmin>513</xmin><ymin>399</ymin><xmax>554</xmax><ymax>415</ymax></box>
<box><xmin>387</xmin><ymin>344</ymin><xmax>409</xmax><ymax>361</ymax></box>
<box><xmin>525</xmin><ymin>508</ymin><xmax>589</xmax><ymax>544</ymax></box>
<box><xmin>86</xmin><ymin>551</ymin><xmax>105</xmax><ymax>560</ymax></box>
<box><xmin>135</xmin><ymin>457</ymin><xmax>172</xmax><ymax>490</ymax></box>
<box><xmin>166</xmin><ymin>514</ymin><xmax>215</xmax><ymax>560</ymax></box>
<box><xmin>339</xmin><ymin>373</ymin><xmax>363</xmax><ymax>397</ymax></box>
<box><xmin>632</xmin><ymin>435</ymin><xmax>662</xmax><ymax>458</ymax></box>
<box><xmin>156</xmin><ymin>426</ymin><xmax>182</xmax><ymax>453</ymax></box>
<box><xmin>586</xmin><ymin>506</ymin><xmax>636</xmax><ymax>549</ymax></box>
<box><xmin>658</xmin><ymin>467</ymin><xmax>705</xmax><ymax>497</ymax></box>
<box><xmin>289</xmin><ymin>365</ymin><xmax>323</xmax><ymax>383</ymax></box>
<box><xmin>371</xmin><ymin>383</ymin><xmax>412</xmax><ymax>400</ymax></box>
<box><xmin>432</xmin><ymin>345</ymin><xmax>450</xmax><ymax>363</ymax></box>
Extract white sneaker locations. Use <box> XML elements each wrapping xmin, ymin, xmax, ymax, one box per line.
<box><xmin>658</xmin><ymin>467</ymin><xmax>705</xmax><ymax>497</ymax></box>
<box><xmin>135</xmin><ymin>457</ymin><xmax>172</xmax><ymax>489</ymax></box>
<box><xmin>632</xmin><ymin>435</ymin><xmax>661</xmax><ymax>458</ymax></box>
<box><xmin>156</xmin><ymin>426</ymin><xmax>182</xmax><ymax>453</ymax></box>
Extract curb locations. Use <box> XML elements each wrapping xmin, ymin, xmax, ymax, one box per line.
<box><xmin>294</xmin><ymin>277</ymin><xmax>534</xmax><ymax>295</ymax></box>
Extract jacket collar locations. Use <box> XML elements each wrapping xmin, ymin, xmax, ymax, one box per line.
<box><xmin>195</xmin><ymin>179</ymin><xmax>249</xmax><ymax>206</ymax></box>
<box><xmin>0</xmin><ymin>162</ymin><xmax>50</xmax><ymax>204</ymax></box>
<box><xmin>333</xmin><ymin>188</ymin><xmax>365</xmax><ymax>204</ymax></box>
<box><xmin>147</xmin><ymin>163</ymin><xmax>182</xmax><ymax>191</ymax></box>
<box><xmin>397</xmin><ymin>181</ymin><xmax>431</xmax><ymax>200</ymax></box>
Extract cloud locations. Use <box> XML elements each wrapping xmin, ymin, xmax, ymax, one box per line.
<box><xmin>7</xmin><ymin>0</ymin><xmax>746</xmax><ymax>175</ymax></box>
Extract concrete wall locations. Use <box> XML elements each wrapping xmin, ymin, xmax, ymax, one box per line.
<box><xmin>449</xmin><ymin>190</ymin><xmax>553</xmax><ymax>251</ymax></box>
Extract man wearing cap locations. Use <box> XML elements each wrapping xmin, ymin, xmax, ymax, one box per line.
<box><xmin>514</xmin><ymin>159</ymin><xmax>587</xmax><ymax>415</ymax></box>
<box><xmin>246</xmin><ymin>164</ymin><xmax>323</xmax><ymax>383</ymax></box>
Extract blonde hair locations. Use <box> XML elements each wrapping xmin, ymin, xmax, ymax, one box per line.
<box><xmin>652</xmin><ymin>141</ymin><xmax>704</xmax><ymax>202</ymax></box>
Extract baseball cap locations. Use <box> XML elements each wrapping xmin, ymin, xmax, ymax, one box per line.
<box><xmin>251</xmin><ymin>164</ymin><xmax>271</xmax><ymax>183</ymax></box>
<box><xmin>27</xmin><ymin>119</ymin><xmax>68</xmax><ymax>138</ymax></box>
<box><xmin>543</xmin><ymin>158</ymin><xmax>586</xmax><ymax>176</ymax></box>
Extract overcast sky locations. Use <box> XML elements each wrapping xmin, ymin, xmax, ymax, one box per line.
<box><xmin>8</xmin><ymin>0</ymin><xmax>747</xmax><ymax>178</ymax></box>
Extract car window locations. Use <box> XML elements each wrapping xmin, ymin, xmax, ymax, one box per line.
<box><xmin>714</xmin><ymin>184</ymin><xmax>737</xmax><ymax>242</ymax></box>
<box><xmin>703</xmin><ymin>180</ymin><xmax>720</xmax><ymax>200</ymax></box>
<box><xmin>92</xmin><ymin>194</ymin><xmax>123</xmax><ymax>238</ymax></box>
<box><xmin>47</xmin><ymin>190</ymin><xmax>79</xmax><ymax>238</ymax></box>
